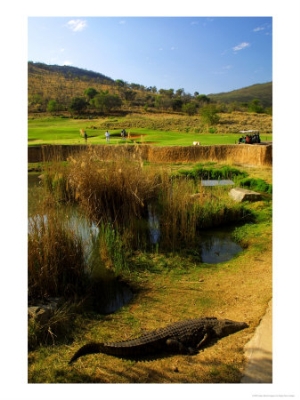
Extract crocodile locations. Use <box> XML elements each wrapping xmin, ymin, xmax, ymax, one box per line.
<box><xmin>69</xmin><ymin>317</ymin><xmax>248</xmax><ymax>364</ymax></box>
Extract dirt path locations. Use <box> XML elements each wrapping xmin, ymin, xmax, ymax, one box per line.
<box><xmin>241</xmin><ymin>299</ymin><xmax>272</xmax><ymax>383</ymax></box>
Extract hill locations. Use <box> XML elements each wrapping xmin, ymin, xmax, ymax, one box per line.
<box><xmin>28</xmin><ymin>62</ymin><xmax>114</xmax><ymax>84</ymax></box>
<box><xmin>28</xmin><ymin>62</ymin><xmax>272</xmax><ymax>113</ymax></box>
<box><xmin>208</xmin><ymin>82</ymin><xmax>272</xmax><ymax>108</ymax></box>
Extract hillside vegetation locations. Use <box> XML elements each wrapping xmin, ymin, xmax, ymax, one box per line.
<box><xmin>209</xmin><ymin>82</ymin><xmax>272</xmax><ymax>108</ymax></box>
<box><xmin>28</xmin><ymin>62</ymin><xmax>272</xmax><ymax>117</ymax></box>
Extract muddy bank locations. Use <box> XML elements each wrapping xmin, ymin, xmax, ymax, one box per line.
<box><xmin>28</xmin><ymin>143</ymin><xmax>272</xmax><ymax>166</ymax></box>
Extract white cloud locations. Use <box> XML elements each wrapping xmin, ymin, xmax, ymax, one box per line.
<box><xmin>253</xmin><ymin>24</ymin><xmax>272</xmax><ymax>36</ymax></box>
<box><xmin>232</xmin><ymin>42</ymin><xmax>250</xmax><ymax>52</ymax></box>
<box><xmin>66</xmin><ymin>19</ymin><xmax>87</xmax><ymax>32</ymax></box>
<box><xmin>63</xmin><ymin>60</ymin><xmax>73</xmax><ymax>66</ymax></box>
<box><xmin>253</xmin><ymin>26</ymin><xmax>264</xmax><ymax>32</ymax></box>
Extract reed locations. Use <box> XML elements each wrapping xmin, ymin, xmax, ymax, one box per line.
<box><xmin>156</xmin><ymin>177</ymin><xmax>253</xmax><ymax>251</ymax></box>
<box><xmin>66</xmin><ymin>148</ymin><xmax>160</xmax><ymax>250</ymax></box>
<box><xmin>28</xmin><ymin>152</ymin><xmax>258</xmax><ymax>350</ymax></box>
<box><xmin>28</xmin><ymin>208</ymin><xmax>88</xmax><ymax>300</ymax></box>
<box><xmin>36</xmin><ymin>150</ymin><xmax>256</xmax><ymax>272</ymax></box>
<box><xmin>97</xmin><ymin>223</ymin><xmax>129</xmax><ymax>276</ymax></box>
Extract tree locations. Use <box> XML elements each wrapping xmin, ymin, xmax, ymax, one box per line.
<box><xmin>123</xmin><ymin>90</ymin><xmax>136</xmax><ymax>102</ymax></box>
<box><xmin>103</xmin><ymin>94</ymin><xmax>122</xmax><ymax>111</ymax></box>
<box><xmin>91</xmin><ymin>92</ymin><xmax>122</xmax><ymax>113</ymax></box>
<box><xmin>130</xmin><ymin>82</ymin><xmax>142</xmax><ymax>90</ymax></box>
<box><xmin>154</xmin><ymin>94</ymin><xmax>172</xmax><ymax>111</ymax></box>
<box><xmin>200</xmin><ymin>104</ymin><xmax>220</xmax><ymax>125</ymax></box>
<box><xmin>172</xmin><ymin>98</ymin><xmax>183</xmax><ymax>112</ymax></box>
<box><xmin>159</xmin><ymin>88</ymin><xmax>174</xmax><ymax>98</ymax></box>
<box><xmin>84</xmin><ymin>87</ymin><xmax>98</xmax><ymax>101</ymax></box>
<box><xmin>47</xmin><ymin>99</ymin><xmax>60</xmax><ymax>114</ymax></box>
<box><xmin>69</xmin><ymin>97</ymin><xmax>87</xmax><ymax>115</ymax></box>
<box><xmin>182</xmin><ymin>102</ymin><xmax>197</xmax><ymax>116</ymax></box>
<box><xmin>248</xmin><ymin>99</ymin><xmax>264</xmax><ymax>113</ymax></box>
<box><xmin>115</xmin><ymin>79</ymin><xmax>127</xmax><ymax>88</ymax></box>
<box><xmin>176</xmin><ymin>88</ymin><xmax>185</xmax><ymax>97</ymax></box>
<box><xmin>196</xmin><ymin>94</ymin><xmax>210</xmax><ymax>104</ymax></box>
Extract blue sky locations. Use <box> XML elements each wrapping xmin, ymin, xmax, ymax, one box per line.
<box><xmin>2</xmin><ymin>2</ymin><xmax>300</xmax><ymax>399</ymax></box>
<box><xmin>28</xmin><ymin>17</ymin><xmax>272</xmax><ymax>95</ymax></box>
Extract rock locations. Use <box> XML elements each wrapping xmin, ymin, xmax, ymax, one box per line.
<box><xmin>229</xmin><ymin>187</ymin><xmax>262</xmax><ymax>202</ymax></box>
<box><xmin>28</xmin><ymin>306</ymin><xmax>54</xmax><ymax>325</ymax></box>
<box><xmin>28</xmin><ymin>298</ymin><xmax>62</xmax><ymax>325</ymax></box>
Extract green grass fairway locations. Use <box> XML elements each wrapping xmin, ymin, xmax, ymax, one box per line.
<box><xmin>28</xmin><ymin>116</ymin><xmax>272</xmax><ymax>146</ymax></box>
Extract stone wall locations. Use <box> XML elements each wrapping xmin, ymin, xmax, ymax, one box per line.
<box><xmin>28</xmin><ymin>144</ymin><xmax>272</xmax><ymax>167</ymax></box>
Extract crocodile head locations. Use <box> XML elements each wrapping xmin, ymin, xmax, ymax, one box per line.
<box><xmin>213</xmin><ymin>319</ymin><xmax>249</xmax><ymax>337</ymax></box>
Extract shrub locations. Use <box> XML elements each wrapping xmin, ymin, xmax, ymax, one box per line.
<box><xmin>177</xmin><ymin>164</ymin><xmax>248</xmax><ymax>181</ymax></box>
<box><xmin>238</xmin><ymin>178</ymin><xmax>272</xmax><ymax>194</ymax></box>
<box><xmin>200</xmin><ymin>104</ymin><xmax>220</xmax><ymax>125</ymax></box>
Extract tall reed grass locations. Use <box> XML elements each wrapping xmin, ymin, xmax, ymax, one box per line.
<box><xmin>156</xmin><ymin>177</ymin><xmax>252</xmax><ymax>251</ymax></box>
<box><xmin>67</xmin><ymin>148</ymin><xmax>158</xmax><ymax>225</ymax></box>
<box><xmin>28</xmin><ymin>209</ymin><xmax>88</xmax><ymax>300</ymax></box>
<box><xmin>29</xmin><ymin>148</ymin><xmax>255</xmax><ymax>300</ymax></box>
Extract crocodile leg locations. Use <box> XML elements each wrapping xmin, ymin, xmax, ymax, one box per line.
<box><xmin>196</xmin><ymin>331</ymin><xmax>210</xmax><ymax>349</ymax></box>
<box><xmin>166</xmin><ymin>338</ymin><xmax>197</xmax><ymax>354</ymax></box>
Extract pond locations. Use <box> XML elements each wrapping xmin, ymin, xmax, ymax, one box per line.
<box><xmin>197</xmin><ymin>228</ymin><xmax>242</xmax><ymax>264</ymax></box>
<box><xmin>28</xmin><ymin>173</ymin><xmax>243</xmax><ymax>313</ymax></box>
<box><xmin>147</xmin><ymin>208</ymin><xmax>242</xmax><ymax>264</ymax></box>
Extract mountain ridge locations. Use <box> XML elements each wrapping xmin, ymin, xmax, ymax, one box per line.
<box><xmin>28</xmin><ymin>61</ymin><xmax>272</xmax><ymax>108</ymax></box>
<box><xmin>208</xmin><ymin>82</ymin><xmax>272</xmax><ymax>107</ymax></box>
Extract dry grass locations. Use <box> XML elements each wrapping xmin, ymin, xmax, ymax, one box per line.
<box><xmin>28</xmin><ymin>209</ymin><xmax>87</xmax><ymax>299</ymax></box>
<box><xmin>217</xmin><ymin>111</ymin><xmax>272</xmax><ymax>133</ymax></box>
<box><xmin>89</xmin><ymin>111</ymin><xmax>272</xmax><ymax>134</ymax></box>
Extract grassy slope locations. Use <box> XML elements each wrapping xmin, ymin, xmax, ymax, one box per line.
<box><xmin>209</xmin><ymin>82</ymin><xmax>272</xmax><ymax>107</ymax></box>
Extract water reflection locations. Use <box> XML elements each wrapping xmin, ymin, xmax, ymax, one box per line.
<box><xmin>148</xmin><ymin>205</ymin><xmax>160</xmax><ymax>244</ymax></box>
<box><xmin>201</xmin><ymin>179</ymin><xmax>235</xmax><ymax>187</ymax></box>
<box><xmin>198</xmin><ymin>229</ymin><xmax>242</xmax><ymax>263</ymax></box>
<box><xmin>28</xmin><ymin>173</ymin><xmax>133</xmax><ymax>313</ymax></box>
<box><xmin>90</xmin><ymin>278</ymin><xmax>133</xmax><ymax>314</ymax></box>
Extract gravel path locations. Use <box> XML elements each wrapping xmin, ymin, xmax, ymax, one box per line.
<box><xmin>241</xmin><ymin>299</ymin><xmax>272</xmax><ymax>383</ymax></box>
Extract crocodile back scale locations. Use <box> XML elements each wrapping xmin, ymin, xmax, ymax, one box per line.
<box><xmin>69</xmin><ymin>317</ymin><xmax>248</xmax><ymax>364</ymax></box>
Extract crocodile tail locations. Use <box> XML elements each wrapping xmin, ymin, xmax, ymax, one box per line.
<box><xmin>69</xmin><ymin>342</ymin><xmax>104</xmax><ymax>364</ymax></box>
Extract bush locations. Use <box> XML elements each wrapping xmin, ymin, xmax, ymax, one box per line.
<box><xmin>238</xmin><ymin>178</ymin><xmax>272</xmax><ymax>194</ymax></box>
<box><xmin>200</xmin><ymin>104</ymin><xmax>220</xmax><ymax>125</ymax></box>
<box><xmin>177</xmin><ymin>164</ymin><xmax>248</xmax><ymax>181</ymax></box>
